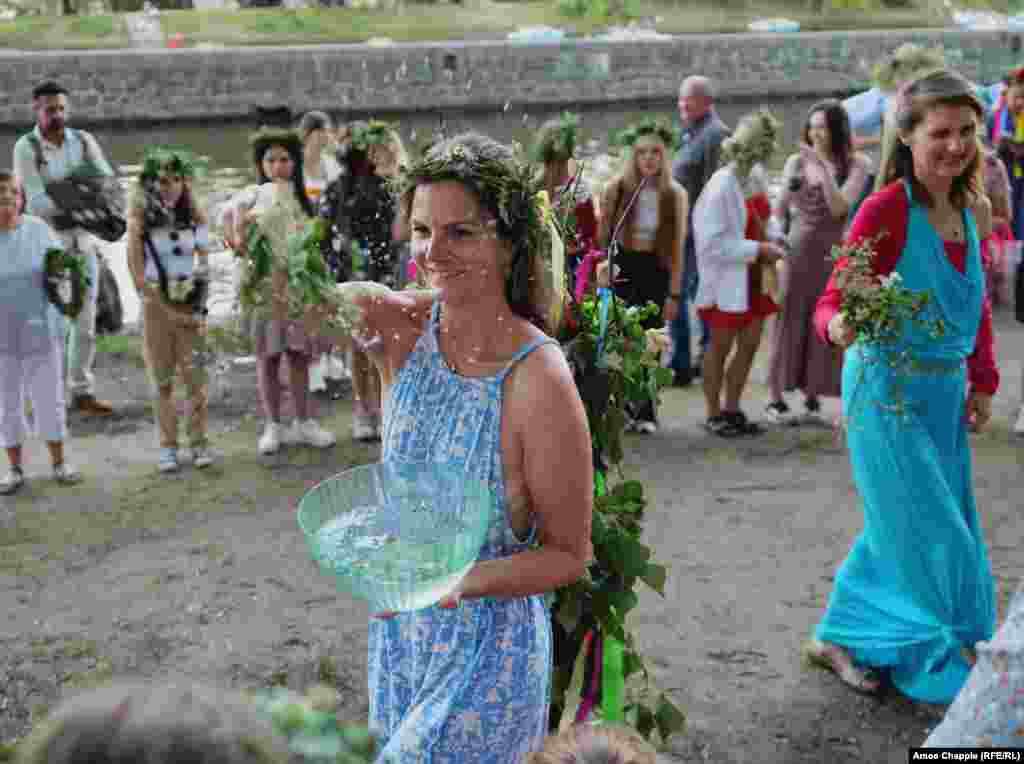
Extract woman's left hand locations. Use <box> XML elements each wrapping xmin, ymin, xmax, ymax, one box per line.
<box><xmin>965</xmin><ymin>390</ymin><xmax>993</xmax><ymax>432</ymax></box>
<box><xmin>371</xmin><ymin>585</ymin><xmax>465</xmax><ymax>620</ymax></box>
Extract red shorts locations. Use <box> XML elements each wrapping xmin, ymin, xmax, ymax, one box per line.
<box><xmin>699</xmin><ymin>294</ymin><xmax>779</xmax><ymax>330</ymax></box>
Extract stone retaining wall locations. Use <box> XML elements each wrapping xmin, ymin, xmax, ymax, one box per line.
<box><xmin>0</xmin><ymin>28</ymin><xmax>1020</xmax><ymax>127</ymax></box>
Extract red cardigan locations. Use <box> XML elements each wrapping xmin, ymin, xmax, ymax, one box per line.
<box><xmin>813</xmin><ymin>182</ymin><xmax>1000</xmax><ymax>395</ymax></box>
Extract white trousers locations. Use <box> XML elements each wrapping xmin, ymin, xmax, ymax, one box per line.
<box><xmin>0</xmin><ymin>343</ymin><xmax>68</xmax><ymax>448</ymax></box>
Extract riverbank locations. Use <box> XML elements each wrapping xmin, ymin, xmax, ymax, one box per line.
<box><xmin>0</xmin><ymin>0</ymin><xmax>948</xmax><ymax>51</ymax></box>
<box><xmin>1</xmin><ymin>301</ymin><xmax>1022</xmax><ymax>763</ymax></box>
<box><xmin>1</xmin><ymin>27</ymin><xmax>1017</xmax><ymax>127</ymax></box>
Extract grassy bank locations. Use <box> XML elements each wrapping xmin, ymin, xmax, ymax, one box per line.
<box><xmin>0</xmin><ymin>0</ymin><xmax>997</xmax><ymax>50</ymax></box>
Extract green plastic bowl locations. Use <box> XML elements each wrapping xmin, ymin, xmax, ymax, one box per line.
<box><xmin>297</xmin><ymin>462</ymin><xmax>492</xmax><ymax>613</ymax></box>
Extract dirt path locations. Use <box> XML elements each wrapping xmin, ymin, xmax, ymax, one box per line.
<box><xmin>1</xmin><ymin>308</ymin><xmax>1022</xmax><ymax>763</ymax></box>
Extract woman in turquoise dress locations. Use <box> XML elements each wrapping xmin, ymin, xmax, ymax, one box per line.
<box><xmin>313</xmin><ymin>133</ymin><xmax>593</xmax><ymax>762</ymax></box>
<box><xmin>808</xmin><ymin>69</ymin><xmax>1000</xmax><ymax>703</ymax></box>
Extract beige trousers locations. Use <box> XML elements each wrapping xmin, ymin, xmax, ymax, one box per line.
<box><xmin>142</xmin><ymin>294</ymin><xmax>208</xmax><ymax>449</ymax></box>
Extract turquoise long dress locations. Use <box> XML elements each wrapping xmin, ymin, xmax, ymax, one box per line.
<box><xmin>368</xmin><ymin>301</ymin><xmax>556</xmax><ymax>763</ymax></box>
<box><xmin>815</xmin><ymin>182</ymin><xmax>996</xmax><ymax>704</ymax></box>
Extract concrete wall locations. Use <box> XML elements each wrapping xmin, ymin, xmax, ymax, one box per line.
<box><xmin>0</xmin><ymin>28</ymin><xmax>1021</xmax><ymax>127</ymax></box>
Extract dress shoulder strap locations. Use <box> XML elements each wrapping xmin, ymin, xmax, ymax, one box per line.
<box><xmin>497</xmin><ymin>337</ymin><xmax>559</xmax><ymax>383</ymax></box>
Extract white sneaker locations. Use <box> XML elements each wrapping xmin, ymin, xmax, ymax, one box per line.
<box><xmin>53</xmin><ymin>462</ymin><xmax>82</xmax><ymax>485</ymax></box>
<box><xmin>634</xmin><ymin>420</ymin><xmax>658</xmax><ymax>434</ymax></box>
<box><xmin>158</xmin><ymin>447</ymin><xmax>180</xmax><ymax>474</ymax></box>
<box><xmin>291</xmin><ymin>419</ymin><xmax>337</xmax><ymax>449</ymax></box>
<box><xmin>0</xmin><ymin>466</ymin><xmax>25</xmax><ymax>495</ymax></box>
<box><xmin>1015</xmin><ymin>406</ymin><xmax>1024</xmax><ymax>437</ymax></box>
<box><xmin>192</xmin><ymin>446</ymin><xmax>214</xmax><ymax>469</ymax></box>
<box><xmin>258</xmin><ymin>422</ymin><xmax>282</xmax><ymax>455</ymax></box>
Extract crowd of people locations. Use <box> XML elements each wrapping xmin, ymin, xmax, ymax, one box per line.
<box><xmin>4</xmin><ymin>38</ymin><xmax>1024</xmax><ymax>758</ymax></box>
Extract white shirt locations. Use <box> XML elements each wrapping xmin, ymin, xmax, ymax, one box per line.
<box><xmin>693</xmin><ymin>163</ymin><xmax>779</xmax><ymax>313</ymax></box>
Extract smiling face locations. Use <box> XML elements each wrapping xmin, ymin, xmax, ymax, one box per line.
<box><xmin>261</xmin><ymin>144</ymin><xmax>295</xmax><ymax>182</ymax></box>
<box><xmin>633</xmin><ymin>136</ymin><xmax>666</xmax><ymax>179</ymax></box>
<box><xmin>903</xmin><ymin>102</ymin><xmax>979</xmax><ymax>188</ymax></box>
<box><xmin>409</xmin><ymin>180</ymin><xmax>509</xmax><ymax>306</ymax></box>
<box><xmin>1007</xmin><ymin>82</ymin><xmax>1024</xmax><ymax>118</ymax></box>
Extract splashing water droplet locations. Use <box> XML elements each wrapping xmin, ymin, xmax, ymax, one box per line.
<box><xmin>503</xmin><ymin>101</ymin><xmax>511</xmax><ymax>112</ymax></box>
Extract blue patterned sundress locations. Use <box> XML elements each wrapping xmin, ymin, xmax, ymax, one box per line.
<box><xmin>368</xmin><ymin>301</ymin><xmax>556</xmax><ymax>764</ymax></box>
<box><xmin>814</xmin><ymin>181</ymin><xmax>996</xmax><ymax>703</ymax></box>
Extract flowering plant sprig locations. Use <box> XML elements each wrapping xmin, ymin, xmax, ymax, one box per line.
<box><xmin>831</xmin><ymin>233</ymin><xmax>945</xmax><ymax>346</ymax></box>
<box><xmin>43</xmin><ymin>247</ymin><xmax>90</xmax><ymax>319</ymax></box>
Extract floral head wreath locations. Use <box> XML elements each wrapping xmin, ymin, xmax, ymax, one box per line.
<box><xmin>530</xmin><ymin>112</ymin><xmax>582</xmax><ymax>163</ymax></box>
<box><xmin>390</xmin><ymin>133</ymin><xmax>566</xmax><ymax>332</ymax></box>
<box><xmin>611</xmin><ymin>116</ymin><xmax>681</xmax><ymax>155</ymax></box>
<box><xmin>138</xmin><ymin>146</ymin><xmax>209</xmax><ymax>185</ymax></box>
<box><xmin>721</xmin><ymin>109</ymin><xmax>780</xmax><ymax>174</ymax></box>
<box><xmin>350</xmin><ymin>120</ymin><xmax>400</xmax><ymax>152</ymax></box>
<box><xmin>872</xmin><ymin>43</ymin><xmax>945</xmax><ymax>92</ymax></box>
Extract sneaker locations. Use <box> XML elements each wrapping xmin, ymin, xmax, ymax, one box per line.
<box><xmin>192</xmin><ymin>446</ymin><xmax>213</xmax><ymax>469</ymax></box>
<box><xmin>1015</xmin><ymin>406</ymin><xmax>1024</xmax><ymax>437</ymax></box>
<box><xmin>765</xmin><ymin>400</ymin><xmax>792</xmax><ymax>423</ymax></box>
<box><xmin>291</xmin><ymin>419</ymin><xmax>337</xmax><ymax>449</ymax></box>
<box><xmin>352</xmin><ymin>414</ymin><xmax>376</xmax><ymax>442</ymax></box>
<box><xmin>158</xmin><ymin>447</ymin><xmax>180</xmax><ymax>474</ymax></box>
<box><xmin>52</xmin><ymin>462</ymin><xmax>82</xmax><ymax>485</ymax></box>
<box><xmin>804</xmin><ymin>397</ymin><xmax>822</xmax><ymax>414</ymax></box>
<box><xmin>634</xmin><ymin>420</ymin><xmax>658</xmax><ymax>434</ymax></box>
<box><xmin>703</xmin><ymin>414</ymin><xmax>729</xmax><ymax>435</ymax></box>
<box><xmin>258</xmin><ymin>422</ymin><xmax>282</xmax><ymax>455</ymax></box>
<box><xmin>724</xmin><ymin>410</ymin><xmax>764</xmax><ymax>436</ymax></box>
<box><xmin>0</xmin><ymin>466</ymin><xmax>25</xmax><ymax>495</ymax></box>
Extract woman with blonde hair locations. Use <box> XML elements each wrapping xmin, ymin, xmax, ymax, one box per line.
<box><xmin>597</xmin><ymin>117</ymin><xmax>688</xmax><ymax>433</ymax></box>
<box><xmin>127</xmin><ymin>147</ymin><xmax>214</xmax><ymax>474</ymax></box>
<box><xmin>527</xmin><ymin>723</ymin><xmax>657</xmax><ymax>764</ymax></box>
<box><xmin>809</xmin><ymin>69</ymin><xmax>998</xmax><ymax>702</ymax></box>
<box><xmin>694</xmin><ymin>109</ymin><xmax>786</xmax><ymax>438</ymax></box>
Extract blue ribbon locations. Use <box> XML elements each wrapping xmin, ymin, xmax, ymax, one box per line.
<box><xmin>596</xmin><ymin>286</ymin><xmax>611</xmax><ymax>363</ymax></box>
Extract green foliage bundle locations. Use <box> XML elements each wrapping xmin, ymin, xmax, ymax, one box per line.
<box><xmin>611</xmin><ymin>116</ymin><xmax>681</xmax><ymax>155</ymax></box>
<box><xmin>43</xmin><ymin>246</ymin><xmax>90</xmax><ymax>319</ymax></box>
<box><xmin>553</xmin><ymin>292</ymin><xmax>683</xmax><ymax>743</ymax></box>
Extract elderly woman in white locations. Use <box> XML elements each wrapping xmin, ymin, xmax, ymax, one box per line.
<box><xmin>0</xmin><ymin>170</ymin><xmax>81</xmax><ymax>494</ymax></box>
<box><xmin>693</xmin><ymin>111</ymin><xmax>786</xmax><ymax>438</ymax></box>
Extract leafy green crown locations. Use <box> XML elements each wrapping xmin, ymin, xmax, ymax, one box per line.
<box><xmin>350</xmin><ymin>120</ymin><xmax>399</xmax><ymax>152</ymax></box>
<box><xmin>139</xmin><ymin>146</ymin><xmax>209</xmax><ymax>184</ymax></box>
<box><xmin>872</xmin><ymin>43</ymin><xmax>945</xmax><ymax>92</ymax></box>
<box><xmin>531</xmin><ymin>111</ymin><xmax>582</xmax><ymax>163</ymax></box>
<box><xmin>250</xmin><ymin>127</ymin><xmax>303</xmax><ymax>156</ymax></box>
<box><xmin>611</xmin><ymin>116</ymin><xmax>680</xmax><ymax>154</ymax></box>
<box><xmin>390</xmin><ymin>133</ymin><xmax>551</xmax><ymax>271</ymax></box>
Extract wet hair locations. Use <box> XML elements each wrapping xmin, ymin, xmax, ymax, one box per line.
<box><xmin>14</xmin><ymin>680</ymin><xmax>289</xmax><ymax>764</ymax></box>
<box><xmin>297</xmin><ymin>110</ymin><xmax>333</xmax><ymax>143</ymax></box>
<box><xmin>878</xmin><ymin>68</ymin><xmax>984</xmax><ymax>209</ymax></box>
<box><xmin>801</xmin><ymin>99</ymin><xmax>854</xmax><ymax>186</ymax></box>
<box><xmin>526</xmin><ymin>723</ymin><xmax>658</xmax><ymax>764</ymax></box>
<box><xmin>249</xmin><ymin>127</ymin><xmax>316</xmax><ymax>217</ymax></box>
<box><xmin>394</xmin><ymin>131</ymin><xmax>556</xmax><ymax>332</ymax></box>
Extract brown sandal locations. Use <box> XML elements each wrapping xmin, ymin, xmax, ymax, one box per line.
<box><xmin>803</xmin><ymin>639</ymin><xmax>882</xmax><ymax>695</ymax></box>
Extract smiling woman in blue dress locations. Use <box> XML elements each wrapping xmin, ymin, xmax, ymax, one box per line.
<box><xmin>808</xmin><ymin>69</ymin><xmax>999</xmax><ymax>702</ymax></box>
<box><xmin>310</xmin><ymin>132</ymin><xmax>593</xmax><ymax>763</ymax></box>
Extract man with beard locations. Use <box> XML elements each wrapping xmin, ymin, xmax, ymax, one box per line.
<box><xmin>13</xmin><ymin>80</ymin><xmax>116</xmax><ymax>416</ymax></box>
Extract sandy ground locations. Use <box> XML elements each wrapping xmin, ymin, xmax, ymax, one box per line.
<box><xmin>0</xmin><ymin>305</ymin><xmax>1022</xmax><ymax>763</ymax></box>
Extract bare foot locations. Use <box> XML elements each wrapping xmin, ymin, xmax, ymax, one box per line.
<box><xmin>804</xmin><ymin>639</ymin><xmax>881</xmax><ymax>695</ymax></box>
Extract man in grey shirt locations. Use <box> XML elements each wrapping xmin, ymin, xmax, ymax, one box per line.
<box><xmin>13</xmin><ymin>81</ymin><xmax>116</xmax><ymax>415</ymax></box>
<box><xmin>670</xmin><ymin>76</ymin><xmax>729</xmax><ymax>386</ymax></box>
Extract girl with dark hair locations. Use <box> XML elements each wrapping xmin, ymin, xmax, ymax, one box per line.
<box><xmin>224</xmin><ymin>128</ymin><xmax>335</xmax><ymax>457</ymax></box>
<box><xmin>126</xmin><ymin>148</ymin><xmax>214</xmax><ymax>474</ymax></box>
<box><xmin>319</xmin><ymin>120</ymin><xmax>406</xmax><ymax>441</ymax></box>
<box><xmin>766</xmin><ymin>100</ymin><xmax>871</xmax><ymax>423</ymax></box>
<box><xmin>809</xmin><ymin>69</ymin><xmax>998</xmax><ymax>702</ymax></box>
